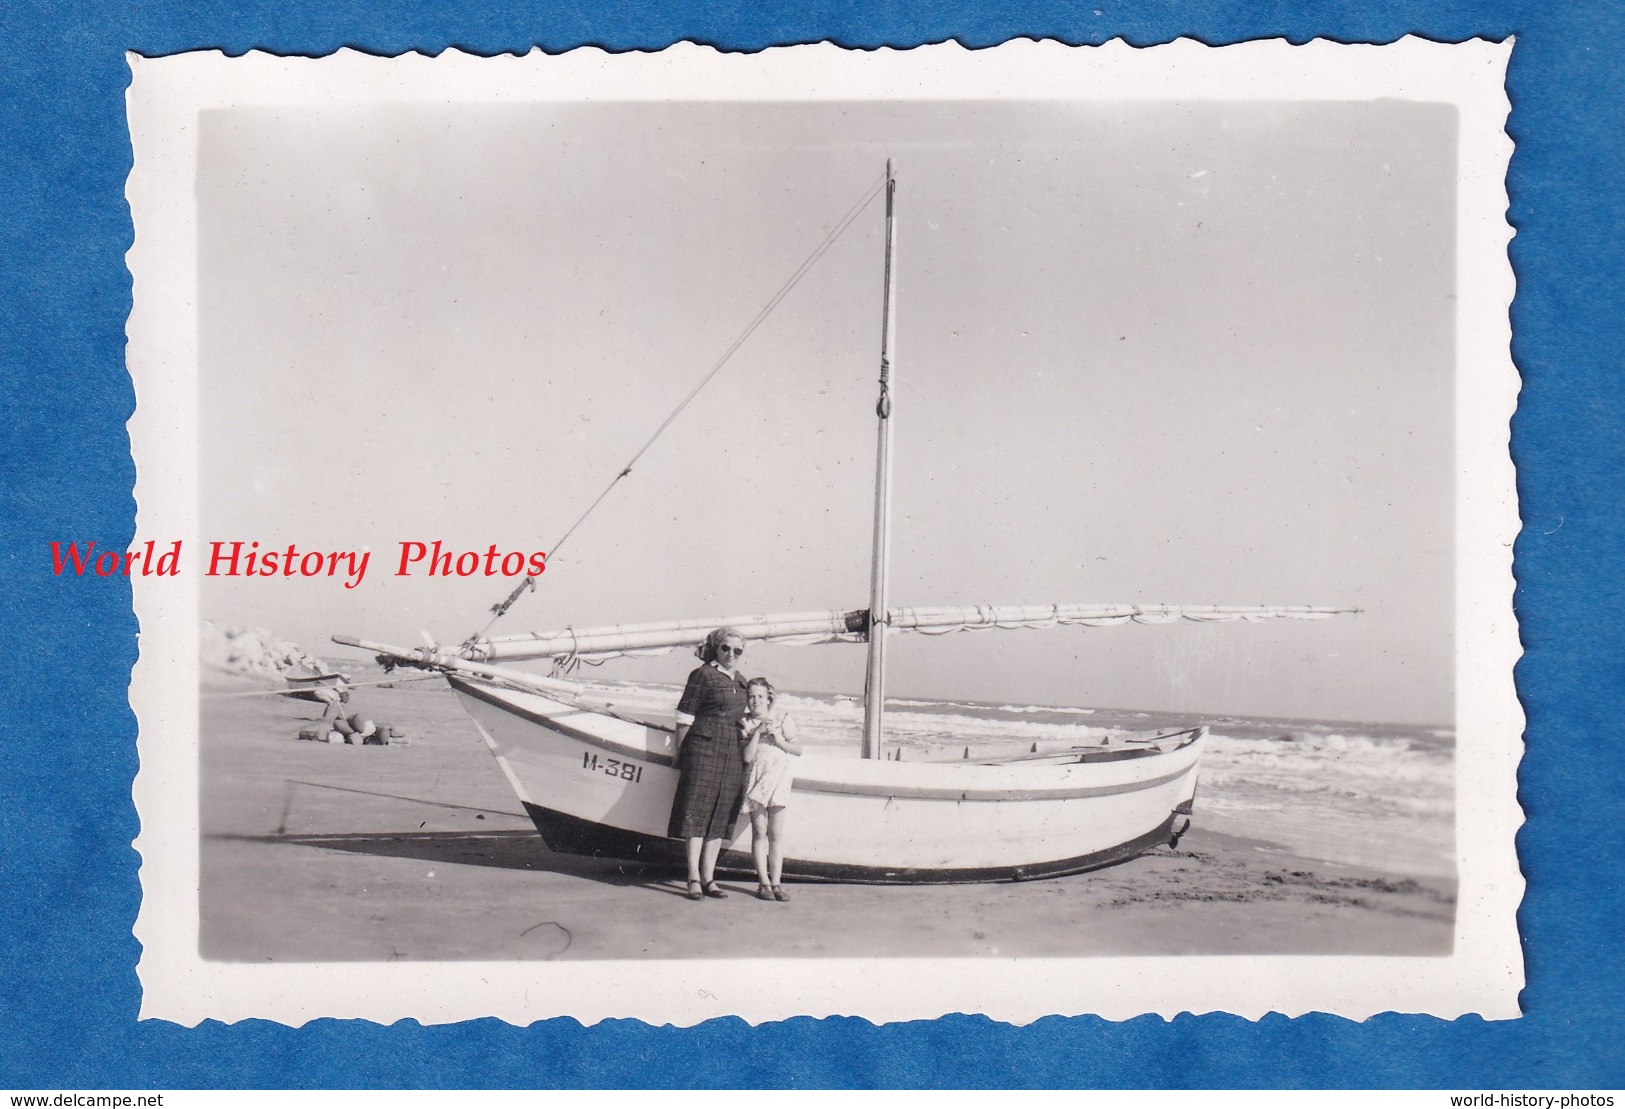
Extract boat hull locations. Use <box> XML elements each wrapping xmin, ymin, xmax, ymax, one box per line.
<box><xmin>283</xmin><ymin>672</ymin><xmax>348</xmax><ymax>703</ymax></box>
<box><xmin>450</xmin><ymin>675</ymin><xmax>1203</xmax><ymax>884</ymax></box>
<box><xmin>518</xmin><ymin>799</ymin><xmax>1184</xmax><ymax>883</ymax></box>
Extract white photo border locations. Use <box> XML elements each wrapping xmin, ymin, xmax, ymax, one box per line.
<box><xmin>126</xmin><ymin>38</ymin><xmax>1522</xmax><ymax>1026</ymax></box>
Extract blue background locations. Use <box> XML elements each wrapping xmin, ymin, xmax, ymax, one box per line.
<box><xmin>1</xmin><ymin>0</ymin><xmax>1620</xmax><ymax>1090</ymax></box>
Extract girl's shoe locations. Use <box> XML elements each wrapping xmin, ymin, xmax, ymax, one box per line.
<box><xmin>684</xmin><ymin>880</ymin><xmax>703</xmax><ymax>901</ymax></box>
<box><xmin>755</xmin><ymin>884</ymin><xmax>774</xmax><ymax>901</ymax></box>
<box><xmin>703</xmin><ymin>881</ymin><xmax>728</xmax><ymax>899</ymax></box>
<box><xmin>772</xmin><ymin>886</ymin><xmax>791</xmax><ymax>902</ymax></box>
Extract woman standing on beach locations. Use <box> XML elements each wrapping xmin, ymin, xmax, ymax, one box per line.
<box><xmin>669</xmin><ymin>627</ymin><xmax>750</xmax><ymax>901</ymax></box>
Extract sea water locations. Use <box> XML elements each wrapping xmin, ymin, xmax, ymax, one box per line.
<box><xmin>574</xmin><ymin>680</ymin><xmax>1456</xmax><ymax>880</ymax></box>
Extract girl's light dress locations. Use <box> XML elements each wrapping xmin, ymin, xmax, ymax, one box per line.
<box><xmin>743</xmin><ymin>714</ymin><xmax>797</xmax><ymax>811</ymax></box>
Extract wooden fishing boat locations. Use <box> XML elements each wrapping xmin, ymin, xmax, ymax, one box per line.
<box><xmin>452</xmin><ymin>676</ymin><xmax>1204</xmax><ymax>883</ymax></box>
<box><xmin>281</xmin><ymin>670</ymin><xmax>350</xmax><ymax>703</ymax></box>
<box><xmin>336</xmin><ymin>163</ymin><xmax>1350</xmax><ymax>882</ymax></box>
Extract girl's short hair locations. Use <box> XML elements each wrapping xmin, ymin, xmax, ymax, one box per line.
<box><xmin>696</xmin><ymin>625</ymin><xmax>745</xmax><ymax>663</ymax></box>
<box><xmin>745</xmin><ymin>676</ymin><xmax>776</xmax><ymax>704</ymax></box>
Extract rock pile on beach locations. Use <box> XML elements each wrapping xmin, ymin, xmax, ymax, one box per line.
<box><xmin>201</xmin><ymin>621</ymin><xmax>328</xmax><ymax>682</ymax></box>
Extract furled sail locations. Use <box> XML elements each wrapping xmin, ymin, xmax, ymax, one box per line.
<box><xmin>889</xmin><ymin>603</ymin><xmax>1356</xmax><ymax>631</ymax></box>
<box><xmin>465</xmin><ymin>610</ymin><xmax>871</xmax><ymax>662</ymax></box>
<box><xmin>459</xmin><ymin>603</ymin><xmax>1357</xmax><ymax>663</ymax></box>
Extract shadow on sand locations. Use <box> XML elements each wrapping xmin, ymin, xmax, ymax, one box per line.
<box><xmin>282</xmin><ymin>778</ymin><xmax>528</xmax><ymax>820</ymax></box>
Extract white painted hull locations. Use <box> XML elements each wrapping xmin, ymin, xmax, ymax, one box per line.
<box><xmin>450</xmin><ymin>675</ymin><xmax>1203</xmax><ymax>882</ymax></box>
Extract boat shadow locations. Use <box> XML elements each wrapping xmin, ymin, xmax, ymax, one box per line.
<box><xmin>211</xmin><ymin>828</ymin><xmax>688</xmax><ymax>893</ymax></box>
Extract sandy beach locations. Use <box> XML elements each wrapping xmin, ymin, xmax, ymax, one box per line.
<box><xmin>198</xmin><ymin>679</ymin><xmax>1455</xmax><ymax>962</ymax></box>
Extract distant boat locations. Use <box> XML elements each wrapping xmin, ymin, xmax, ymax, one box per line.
<box><xmin>282</xmin><ymin>670</ymin><xmax>350</xmax><ymax>703</ymax></box>
<box><xmin>337</xmin><ymin>162</ymin><xmax>1350</xmax><ymax>882</ymax></box>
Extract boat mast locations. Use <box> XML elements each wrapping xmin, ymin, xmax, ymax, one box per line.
<box><xmin>862</xmin><ymin>160</ymin><xmax>899</xmax><ymax>761</ymax></box>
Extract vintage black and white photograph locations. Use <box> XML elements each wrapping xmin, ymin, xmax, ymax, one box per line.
<box><xmin>126</xmin><ymin>42</ymin><xmax>1522</xmax><ymax>1024</ymax></box>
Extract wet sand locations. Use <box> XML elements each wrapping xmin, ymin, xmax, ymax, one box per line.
<box><xmin>198</xmin><ymin>680</ymin><xmax>1455</xmax><ymax>961</ymax></box>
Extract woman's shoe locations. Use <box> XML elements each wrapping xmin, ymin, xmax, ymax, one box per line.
<box><xmin>703</xmin><ymin>881</ymin><xmax>728</xmax><ymax>899</ymax></box>
<box><xmin>755</xmin><ymin>884</ymin><xmax>774</xmax><ymax>901</ymax></box>
<box><xmin>684</xmin><ymin>880</ymin><xmax>703</xmax><ymax>901</ymax></box>
<box><xmin>772</xmin><ymin>886</ymin><xmax>791</xmax><ymax>903</ymax></box>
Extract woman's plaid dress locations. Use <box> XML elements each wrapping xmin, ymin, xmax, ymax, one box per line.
<box><xmin>667</xmin><ymin>663</ymin><xmax>750</xmax><ymax>840</ymax></box>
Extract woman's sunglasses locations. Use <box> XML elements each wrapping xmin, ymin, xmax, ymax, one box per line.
<box><xmin>718</xmin><ymin>645</ymin><xmax>745</xmax><ymax>657</ymax></box>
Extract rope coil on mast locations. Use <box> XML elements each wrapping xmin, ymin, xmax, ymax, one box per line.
<box><xmin>463</xmin><ymin>171</ymin><xmax>890</xmax><ymax>648</ymax></box>
<box><xmin>874</xmin><ymin>172</ymin><xmax>896</xmax><ymax>421</ymax></box>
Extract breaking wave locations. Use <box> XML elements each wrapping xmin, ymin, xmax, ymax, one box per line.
<box><xmin>580</xmin><ymin>680</ymin><xmax>1455</xmax><ymax>877</ymax></box>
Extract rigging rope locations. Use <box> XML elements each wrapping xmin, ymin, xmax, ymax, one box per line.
<box><xmin>466</xmin><ymin>171</ymin><xmax>890</xmax><ymax>646</ymax></box>
<box><xmin>200</xmin><ymin>672</ymin><xmax>444</xmax><ymax>699</ymax></box>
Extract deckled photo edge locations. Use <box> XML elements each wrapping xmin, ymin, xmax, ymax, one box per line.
<box><xmin>125</xmin><ymin>38</ymin><xmax>1521</xmax><ymax>1028</ymax></box>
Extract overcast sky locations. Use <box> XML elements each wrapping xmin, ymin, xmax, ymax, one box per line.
<box><xmin>197</xmin><ymin>98</ymin><xmax>1457</xmax><ymax>725</ymax></box>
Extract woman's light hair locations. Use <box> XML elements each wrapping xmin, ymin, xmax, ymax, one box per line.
<box><xmin>695</xmin><ymin>625</ymin><xmax>745</xmax><ymax>663</ymax></box>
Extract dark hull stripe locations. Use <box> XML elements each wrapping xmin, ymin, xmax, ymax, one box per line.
<box><xmin>454</xmin><ymin>674</ymin><xmax>1202</xmax><ymax>804</ymax></box>
<box><xmin>521</xmin><ymin>801</ymin><xmax>1183</xmax><ymax>884</ymax></box>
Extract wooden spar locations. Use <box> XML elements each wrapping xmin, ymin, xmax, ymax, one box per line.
<box><xmin>330</xmin><ymin>634</ymin><xmax>586</xmax><ymax>700</ymax></box>
<box><xmin>479</xmin><ymin>609</ymin><xmax>867</xmax><ymax>649</ymax></box>
<box><xmin>863</xmin><ymin>160</ymin><xmax>899</xmax><ymax>762</ymax></box>
<box><xmin>467</xmin><ymin>611</ymin><xmax>868</xmax><ymax>661</ymax></box>
<box><xmin>460</xmin><ymin>603</ymin><xmax>1358</xmax><ymax>661</ymax></box>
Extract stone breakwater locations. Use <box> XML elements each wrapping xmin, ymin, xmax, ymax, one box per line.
<box><xmin>201</xmin><ymin>621</ymin><xmax>329</xmax><ymax>683</ymax></box>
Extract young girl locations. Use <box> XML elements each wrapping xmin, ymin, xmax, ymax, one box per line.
<box><xmin>739</xmin><ymin>677</ymin><xmax>802</xmax><ymax>902</ymax></box>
